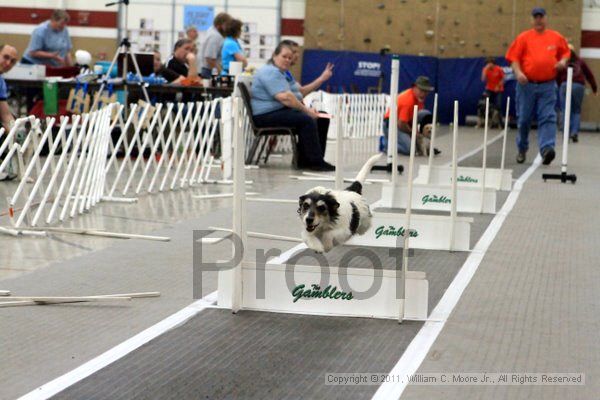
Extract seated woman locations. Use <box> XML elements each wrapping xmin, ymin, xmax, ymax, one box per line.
<box><xmin>251</xmin><ymin>42</ymin><xmax>333</xmax><ymax>171</ymax></box>
<box><xmin>220</xmin><ymin>19</ymin><xmax>247</xmax><ymax>75</ymax></box>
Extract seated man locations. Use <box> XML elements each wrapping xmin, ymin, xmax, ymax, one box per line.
<box><xmin>164</xmin><ymin>39</ymin><xmax>199</xmax><ymax>83</ymax></box>
<box><xmin>382</xmin><ymin>76</ymin><xmax>439</xmax><ymax>155</ymax></box>
<box><xmin>0</xmin><ymin>44</ymin><xmax>19</xmax><ymax>181</ymax></box>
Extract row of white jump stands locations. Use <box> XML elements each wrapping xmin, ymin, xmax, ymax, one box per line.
<box><xmin>206</xmin><ymin>58</ymin><xmax>514</xmax><ymax>323</ymax></box>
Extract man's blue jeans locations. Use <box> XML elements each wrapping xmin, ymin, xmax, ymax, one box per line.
<box><xmin>382</xmin><ymin>119</ymin><xmax>412</xmax><ymax>155</ymax></box>
<box><xmin>515</xmin><ymin>81</ymin><xmax>557</xmax><ymax>154</ymax></box>
<box><xmin>381</xmin><ymin>110</ymin><xmax>432</xmax><ymax>155</ymax></box>
<box><xmin>559</xmin><ymin>82</ymin><xmax>585</xmax><ymax>137</ymax></box>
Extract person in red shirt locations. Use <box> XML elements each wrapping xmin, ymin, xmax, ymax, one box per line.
<box><xmin>556</xmin><ymin>44</ymin><xmax>598</xmax><ymax>143</ymax></box>
<box><xmin>382</xmin><ymin>76</ymin><xmax>437</xmax><ymax>155</ymax></box>
<box><xmin>506</xmin><ymin>7</ymin><xmax>570</xmax><ymax>165</ymax></box>
<box><xmin>481</xmin><ymin>57</ymin><xmax>505</xmax><ymax>111</ymax></box>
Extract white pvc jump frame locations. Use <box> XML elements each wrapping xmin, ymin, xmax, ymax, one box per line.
<box><xmin>213</xmin><ymin>86</ymin><xmax>429</xmax><ymax>322</ymax></box>
<box><xmin>414</xmin><ymin>96</ymin><xmax>513</xmax><ymax>191</ymax></box>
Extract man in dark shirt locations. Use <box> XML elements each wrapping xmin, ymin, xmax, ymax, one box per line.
<box><xmin>164</xmin><ymin>39</ymin><xmax>198</xmax><ymax>83</ymax></box>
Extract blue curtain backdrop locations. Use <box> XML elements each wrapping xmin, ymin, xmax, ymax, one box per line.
<box><xmin>301</xmin><ymin>50</ymin><xmax>515</xmax><ymax>125</ymax></box>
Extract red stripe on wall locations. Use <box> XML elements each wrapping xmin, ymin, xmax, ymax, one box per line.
<box><xmin>281</xmin><ymin>18</ymin><xmax>304</xmax><ymax>36</ymax></box>
<box><xmin>581</xmin><ymin>30</ymin><xmax>600</xmax><ymax>48</ymax></box>
<box><xmin>0</xmin><ymin>7</ymin><xmax>117</xmax><ymax>28</ymax></box>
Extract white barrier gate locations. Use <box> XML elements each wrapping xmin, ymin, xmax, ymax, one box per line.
<box><xmin>215</xmin><ymin>96</ymin><xmax>429</xmax><ymax>321</ymax></box>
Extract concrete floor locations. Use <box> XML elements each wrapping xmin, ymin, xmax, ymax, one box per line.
<box><xmin>1</xmin><ymin>125</ymin><xmax>597</xmax><ymax>399</ymax></box>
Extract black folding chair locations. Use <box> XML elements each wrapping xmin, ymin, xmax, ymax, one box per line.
<box><xmin>237</xmin><ymin>82</ymin><xmax>299</xmax><ymax>165</ymax></box>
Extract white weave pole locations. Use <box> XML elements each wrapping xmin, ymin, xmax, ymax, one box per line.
<box><xmin>59</xmin><ymin>112</ymin><xmax>97</xmax><ymax>221</ymax></box>
<box><xmin>121</xmin><ymin>103</ymin><xmax>164</xmax><ymax>195</ymax></box>
<box><xmin>108</xmin><ymin>104</ymin><xmax>151</xmax><ymax>197</ymax></box>
<box><xmin>169</xmin><ymin>102</ymin><xmax>204</xmax><ymax>190</ymax></box>
<box><xmin>159</xmin><ymin>103</ymin><xmax>197</xmax><ymax>191</ymax></box>
<box><xmin>480</xmin><ymin>97</ymin><xmax>489</xmax><ymax>214</ymax></box>
<box><xmin>335</xmin><ymin>96</ymin><xmax>344</xmax><ymax>190</ymax></box>
<box><xmin>449</xmin><ymin>101</ymin><xmax>459</xmax><ymax>251</ymax></box>
<box><xmin>399</xmin><ymin>105</ymin><xmax>419</xmax><ymax>323</ymax></box>
<box><xmin>426</xmin><ymin>93</ymin><xmax>438</xmax><ymax>184</ymax></box>
<box><xmin>46</xmin><ymin>114</ymin><xmax>92</xmax><ymax>224</ymax></box>
<box><xmin>231</xmin><ymin>97</ymin><xmax>246</xmax><ymax>313</ymax></box>
<box><xmin>136</xmin><ymin>103</ymin><xmax>176</xmax><ymax>194</ymax></box>
<box><xmin>9</xmin><ymin>118</ymin><xmax>55</xmax><ymax>227</ymax></box>
<box><xmin>182</xmin><ymin>101</ymin><xmax>214</xmax><ymax>187</ymax></box>
<box><xmin>500</xmin><ymin>97</ymin><xmax>510</xmax><ymax>172</ymax></box>
<box><xmin>389</xmin><ymin>57</ymin><xmax>400</xmax><ymax>191</ymax></box>
<box><xmin>31</xmin><ymin>115</ymin><xmax>82</xmax><ymax>226</ymax></box>
<box><xmin>17</xmin><ymin>118</ymin><xmax>69</xmax><ymax>227</ymax></box>
<box><xmin>561</xmin><ymin>67</ymin><xmax>573</xmax><ymax>174</ymax></box>
<box><xmin>148</xmin><ymin>105</ymin><xmax>185</xmax><ymax>193</ymax></box>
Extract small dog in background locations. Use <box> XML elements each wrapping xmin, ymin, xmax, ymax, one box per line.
<box><xmin>298</xmin><ymin>154</ymin><xmax>382</xmax><ymax>253</ymax></box>
<box><xmin>416</xmin><ymin>123</ymin><xmax>433</xmax><ymax>156</ymax></box>
<box><xmin>476</xmin><ymin>97</ymin><xmax>503</xmax><ymax>129</ymax></box>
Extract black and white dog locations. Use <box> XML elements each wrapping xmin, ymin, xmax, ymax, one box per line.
<box><xmin>298</xmin><ymin>154</ymin><xmax>383</xmax><ymax>253</ymax></box>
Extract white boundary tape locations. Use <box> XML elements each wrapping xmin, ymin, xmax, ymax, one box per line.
<box><xmin>372</xmin><ymin>154</ymin><xmax>542</xmax><ymax>400</ymax></box>
<box><xmin>16</xmin><ymin>292</ymin><xmax>218</xmax><ymax>400</ymax></box>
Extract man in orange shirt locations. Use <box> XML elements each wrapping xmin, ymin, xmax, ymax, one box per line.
<box><xmin>481</xmin><ymin>57</ymin><xmax>505</xmax><ymax>110</ymax></box>
<box><xmin>382</xmin><ymin>76</ymin><xmax>436</xmax><ymax>155</ymax></box>
<box><xmin>505</xmin><ymin>7</ymin><xmax>570</xmax><ymax>165</ymax></box>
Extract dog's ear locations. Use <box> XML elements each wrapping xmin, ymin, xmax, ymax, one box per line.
<box><xmin>323</xmin><ymin>194</ymin><xmax>340</xmax><ymax>211</ymax></box>
<box><xmin>298</xmin><ymin>194</ymin><xmax>307</xmax><ymax>214</ymax></box>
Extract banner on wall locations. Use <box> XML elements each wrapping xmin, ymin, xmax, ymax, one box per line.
<box><xmin>183</xmin><ymin>5</ymin><xmax>214</xmax><ymax>31</ymax></box>
<box><xmin>301</xmin><ymin>49</ymin><xmax>514</xmax><ymax>124</ymax></box>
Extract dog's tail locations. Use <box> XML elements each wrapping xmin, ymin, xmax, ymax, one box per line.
<box><xmin>345</xmin><ymin>153</ymin><xmax>384</xmax><ymax>194</ymax></box>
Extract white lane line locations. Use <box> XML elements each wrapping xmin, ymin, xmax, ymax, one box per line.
<box><xmin>372</xmin><ymin>155</ymin><xmax>541</xmax><ymax>400</ymax></box>
<box><xmin>17</xmin><ymin>243</ymin><xmax>307</xmax><ymax>399</ymax></box>
<box><xmin>17</xmin><ymin>291</ymin><xmax>218</xmax><ymax>400</ymax></box>
<box><xmin>445</xmin><ymin>130</ymin><xmax>506</xmax><ymax>167</ymax></box>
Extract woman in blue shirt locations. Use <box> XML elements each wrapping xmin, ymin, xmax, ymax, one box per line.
<box><xmin>220</xmin><ymin>19</ymin><xmax>247</xmax><ymax>75</ymax></box>
<box><xmin>251</xmin><ymin>42</ymin><xmax>333</xmax><ymax>171</ymax></box>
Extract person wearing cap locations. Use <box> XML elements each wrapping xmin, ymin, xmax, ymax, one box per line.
<box><xmin>505</xmin><ymin>7</ymin><xmax>570</xmax><ymax>165</ymax></box>
<box><xmin>556</xmin><ymin>44</ymin><xmax>597</xmax><ymax>143</ymax></box>
<box><xmin>382</xmin><ymin>76</ymin><xmax>438</xmax><ymax>156</ymax></box>
<box><xmin>22</xmin><ymin>9</ymin><xmax>72</xmax><ymax>66</ymax></box>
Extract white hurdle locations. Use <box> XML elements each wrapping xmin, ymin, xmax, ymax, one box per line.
<box><xmin>415</xmin><ymin>96</ymin><xmax>513</xmax><ymax>191</ymax></box>
<box><xmin>380</xmin><ymin>99</ymin><xmax>497</xmax><ymax>214</ymax></box>
<box><xmin>216</xmin><ymin>94</ymin><xmax>429</xmax><ymax>321</ymax></box>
